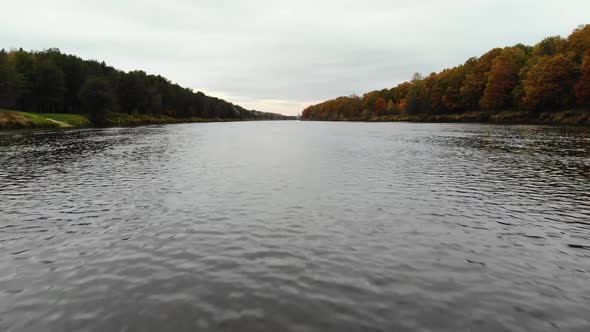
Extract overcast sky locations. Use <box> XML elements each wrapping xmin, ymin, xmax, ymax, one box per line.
<box><xmin>2</xmin><ymin>0</ymin><xmax>588</xmax><ymax>115</ymax></box>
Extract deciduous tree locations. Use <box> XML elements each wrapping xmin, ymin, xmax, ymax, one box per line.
<box><xmin>575</xmin><ymin>51</ymin><xmax>590</xmax><ymax>108</ymax></box>
<box><xmin>523</xmin><ymin>55</ymin><xmax>577</xmax><ymax>111</ymax></box>
<box><xmin>78</xmin><ymin>76</ymin><xmax>116</xmax><ymax>124</ymax></box>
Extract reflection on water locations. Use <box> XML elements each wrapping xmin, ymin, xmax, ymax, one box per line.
<box><xmin>1</xmin><ymin>122</ymin><xmax>589</xmax><ymax>332</ymax></box>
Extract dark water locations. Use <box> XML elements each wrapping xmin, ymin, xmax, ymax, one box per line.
<box><xmin>1</xmin><ymin>121</ymin><xmax>589</xmax><ymax>332</ymax></box>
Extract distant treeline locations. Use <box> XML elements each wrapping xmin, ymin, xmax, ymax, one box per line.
<box><xmin>302</xmin><ymin>25</ymin><xmax>590</xmax><ymax>121</ymax></box>
<box><xmin>0</xmin><ymin>48</ymin><xmax>289</xmax><ymax>123</ymax></box>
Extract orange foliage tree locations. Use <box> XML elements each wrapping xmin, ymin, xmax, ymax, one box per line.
<box><xmin>480</xmin><ymin>47</ymin><xmax>527</xmax><ymax>111</ymax></box>
<box><xmin>567</xmin><ymin>25</ymin><xmax>590</xmax><ymax>61</ymax></box>
<box><xmin>575</xmin><ymin>51</ymin><xmax>590</xmax><ymax>108</ymax></box>
<box><xmin>523</xmin><ymin>55</ymin><xmax>577</xmax><ymax>111</ymax></box>
<box><xmin>460</xmin><ymin>49</ymin><xmax>502</xmax><ymax>111</ymax></box>
<box><xmin>374</xmin><ymin>97</ymin><xmax>387</xmax><ymax>116</ymax></box>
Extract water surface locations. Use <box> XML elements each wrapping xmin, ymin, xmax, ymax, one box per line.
<box><xmin>1</xmin><ymin>121</ymin><xmax>589</xmax><ymax>331</ymax></box>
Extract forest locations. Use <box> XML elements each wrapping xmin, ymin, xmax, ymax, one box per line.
<box><xmin>302</xmin><ymin>25</ymin><xmax>590</xmax><ymax>124</ymax></box>
<box><xmin>0</xmin><ymin>48</ymin><xmax>289</xmax><ymax>125</ymax></box>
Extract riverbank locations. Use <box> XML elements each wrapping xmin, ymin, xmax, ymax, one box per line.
<box><xmin>0</xmin><ymin>110</ymin><xmax>91</xmax><ymax>129</ymax></box>
<box><xmin>0</xmin><ymin>110</ymin><xmax>277</xmax><ymax>130</ymax></box>
<box><xmin>4</xmin><ymin>109</ymin><xmax>588</xmax><ymax>129</ymax></box>
<box><xmin>342</xmin><ymin>110</ymin><xmax>589</xmax><ymax>126</ymax></box>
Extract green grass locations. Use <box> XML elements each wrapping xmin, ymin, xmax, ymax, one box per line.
<box><xmin>0</xmin><ymin>109</ymin><xmax>91</xmax><ymax>129</ymax></box>
<box><xmin>0</xmin><ymin>110</ymin><xmax>261</xmax><ymax>130</ymax></box>
<box><xmin>1</xmin><ymin>110</ymin><xmax>217</xmax><ymax>129</ymax></box>
<box><xmin>26</xmin><ymin>112</ymin><xmax>91</xmax><ymax>127</ymax></box>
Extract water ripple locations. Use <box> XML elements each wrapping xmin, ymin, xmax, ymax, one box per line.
<box><xmin>0</xmin><ymin>122</ymin><xmax>589</xmax><ymax>331</ymax></box>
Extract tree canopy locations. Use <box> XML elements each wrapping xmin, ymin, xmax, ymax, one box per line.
<box><xmin>302</xmin><ymin>25</ymin><xmax>590</xmax><ymax>121</ymax></box>
<box><xmin>0</xmin><ymin>48</ymin><xmax>289</xmax><ymax>121</ymax></box>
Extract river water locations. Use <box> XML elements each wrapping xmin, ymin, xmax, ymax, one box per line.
<box><xmin>0</xmin><ymin>121</ymin><xmax>589</xmax><ymax>331</ymax></box>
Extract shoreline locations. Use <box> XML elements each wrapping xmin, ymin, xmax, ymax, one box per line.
<box><xmin>3</xmin><ymin>110</ymin><xmax>589</xmax><ymax>129</ymax></box>
<box><xmin>302</xmin><ymin>110</ymin><xmax>590</xmax><ymax>126</ymax></box>
<box><xmin>0</xmin><ymin>110</ymin><xmax>293</xmax><ymax>130</ymax></box>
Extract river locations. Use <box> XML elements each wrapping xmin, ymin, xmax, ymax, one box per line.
<box><xmin>1</xmin><ymin>121</ymin><xmax>589</xmax><ymax>331</ymax></box>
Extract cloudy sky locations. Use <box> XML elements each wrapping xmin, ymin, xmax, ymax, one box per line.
<box><xmin>2</xmin><ymin>0</ymin><xmax>588</xmax><ymax>115</ymax></box>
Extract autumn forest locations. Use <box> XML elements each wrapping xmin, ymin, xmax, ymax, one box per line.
<box><xmin>302</xmin><ymin>25</ymin><xmax>590</xmax><ymax>124</ymax></box>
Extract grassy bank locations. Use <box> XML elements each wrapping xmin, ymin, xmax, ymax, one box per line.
<box><xmin>0</xmin><ymin>110</ymin><xmax>253</xmax><ymax>130</ymax></box>
<box><xmin>102</xmin><ymin>112</ymin><xmax>236</xmax><ymax>126</ymax></box>
<box><xmin>368</xmin><ymin>110</ymin><xmax>590</xmax><ymax>126</ymax></box>
<box><xmin>0</xmin><ymin>110</ymin><xmax>91</xmax><ymax>129</ymax></box>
